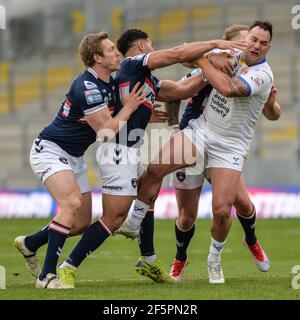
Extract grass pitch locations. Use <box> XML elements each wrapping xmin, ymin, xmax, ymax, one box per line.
<box><xmin>0</xmin><ymin>218</ymin><xmax>299</xmax><ymax>300</ymax></box>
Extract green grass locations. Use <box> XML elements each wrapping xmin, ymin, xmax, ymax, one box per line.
<box><xmin>0</xmin><ymin>218</ymin><xmax>300</xmax><ymax>300</ymax></box>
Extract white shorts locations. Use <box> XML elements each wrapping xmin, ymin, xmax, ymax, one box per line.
<box><xmin>96</xmin><ymin>142</ymin><xmax>145</xmax><ymax>196</ymax></box>
<box><xmin>183</xmin><ymin>116</ymin><xmax>246</xmax><ymax>172</ymax></box>
<box><xmin>170</xmin><ymin>165</ymin><xmax>209</xmax><ymax>190</ymax></box>
<box><xmin>30</xmin><ymin>139</ymin><xmax>91</xmax><ymax>194</ymax></box>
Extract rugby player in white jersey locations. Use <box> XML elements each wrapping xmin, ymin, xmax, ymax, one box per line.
<box><xmin>119</xmin><ymin>20</ymin><xmax>275</xmax><ymax>284</ymax></box>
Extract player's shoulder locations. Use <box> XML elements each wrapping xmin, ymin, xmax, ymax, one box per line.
<box><xmin>250</xmin><ymin>58</ymin><xmax>273</xmax><ymax>82</ymax></box>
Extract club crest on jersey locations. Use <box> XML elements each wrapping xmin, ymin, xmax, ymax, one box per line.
<box><xmin>84</xmin><ymin>89</ymin><xmax>102</xmax><ymax>105</ymax></box>
<box><xmin>251</xmin><ymin>76</ymin><xmax>264</xmax><ymax>87</ymax></box>
<box><xmin>176</xmin><ymin>171</ymin><xmax>186</xmax><ymax>182</ymax></box>
<box><xmin>84</xmin><ymin>81</ymin><xmax>98</xmax><ymax>90</ymax></box>
<box><xmin>131</xmin><ymin>178</ymin><xmax>138</xmax><ymax>189</ymax></box>
<box><xmin>59</xmin><ymin>157</ymin><xmax>69</xmax><ymax>164</ymax></box>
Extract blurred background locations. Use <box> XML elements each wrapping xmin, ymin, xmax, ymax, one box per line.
<box><xmin>0</xmin><ymin>0</ymin><xmax>299</xmax><ymax>217</ymax></box>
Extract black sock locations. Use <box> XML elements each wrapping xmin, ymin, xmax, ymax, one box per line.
<box><xmin>237</xmin><ymin>206</ymin><xmax>257</xmax><ymax>246</ymax></box>
<box><xmin>138</xmin><ymin>210</ymin><xmax>155</xmax><ymax>257</ymax></box>
<box><xmin>67</xmin><ymin>220</ymin><xmax>111</xmax><ymax>268</ymax></box>
<box><xmin>175</xmin><ymin>222</ymin><xmax>195</xmax><ymax>261</ymax></box>
<box><xmin>25</xmin><ymin>223</ymin><xmax>49</xmax><ymax>253</ymax></box>
<box><xmin>39</xmin><ymin>221</ymin><xmax>70</xmax><ymax>280</ymax></box>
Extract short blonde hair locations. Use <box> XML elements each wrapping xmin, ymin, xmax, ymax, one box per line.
<box><xmin>223</xmin><ymin>24</ymin><xmax>249</xmax><ymax>40</ymax></box>
<box><xmin>79</xmin><ymin>31</ymin><xmax>109</xmax><ymax>67</ymax></box>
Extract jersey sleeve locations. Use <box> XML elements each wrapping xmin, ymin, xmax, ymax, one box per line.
<box><xmin>237</xmin><ymin>68</ymin><xmax>273</xmax><ymax>96</ymax></box>
<box><xmin>126</xmin><ymin>53</ymin><xmax>151</xmax><ymax>73</ymax></box>
<box><xmin>75</xmin><ymin>82</ymin><xmax>108</xmax><ymax>116</ymax></box>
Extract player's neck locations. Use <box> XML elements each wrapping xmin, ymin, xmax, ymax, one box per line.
<box><xmin>125</xmin><ymin>48</ymin><xmax>143</xmax><ymax>58</ymax></box>
<box><xmin>89</xmin><ymin>65</ymin><xmax>111</xmax><ymax>83</ymax></box>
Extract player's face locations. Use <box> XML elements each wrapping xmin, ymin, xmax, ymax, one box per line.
<box><xmin>243</xmin><ymin>26</ymin><xmax>271</xmax><ymax>65</ymax></box>
<box><xmin>99</xmin><ymin>38</ymin><xmax>121</xmax><ymax>72</ymax></box>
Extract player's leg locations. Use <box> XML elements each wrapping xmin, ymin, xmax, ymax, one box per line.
<box><xmin>122</xmin><ymin>130</ymin><xmax>202</xmax><ymax>233</ymax></box>
<box><xmin>34</xmin><ymin>170</ymin><xmax>82</xmax><ymax>288</ymax></box>
<box><xmin>208</xmin><ymin>167</ymin><xmax>241</xmax><ymax>284</ymax></box>
<box><xmin>234</xmin><ymin>176</ymin><xmax>270</xmax><ymax>271</ymax></box>
<box><xmin>169</xmin><ymin>187</ymin><xmax>201</xmax><ymax>281</ymax></box>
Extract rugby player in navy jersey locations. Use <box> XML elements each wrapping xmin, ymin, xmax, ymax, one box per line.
<box><xmin>14</xmin><ymin>31</ymin><xmax>146</xmax><ymax>289</ymax></box>
<box><xmin>57</xmin><ymin>29</ymin><xmax>247</xmax><ymax>287</ymax></box>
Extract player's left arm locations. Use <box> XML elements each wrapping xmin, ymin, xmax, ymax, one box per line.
<box><xmin>156</xmin><ymin>76</ymin><xmax>206</xmax><ymax>102</ymax></box>
<box><xmin>262</xmin><ymin>86</ymin><xmax>281</xmax><ymax>121</ymax></box>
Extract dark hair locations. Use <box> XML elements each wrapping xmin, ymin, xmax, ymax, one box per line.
<box><xmin>117</xmin><ymin>29</ymin><xmax>149</xmax><ymax>56</ymax></box>
<box><xmin>249</xmin><ymin>20</ymin><xmax>273</xmax><ymax>41</ymax></box>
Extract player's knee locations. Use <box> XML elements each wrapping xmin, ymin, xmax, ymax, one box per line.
<box><xmin>212</xmin><ymin>202</ymin><xmax>231</xmax><ymax>225</ymax></box>
<box><xmin>234</xmin><ymin>199</ymin><xmax>253</xmax><ymax>216</ymax></box>
<box><xmin>178</xmin><ymin>211</ymin><xmax>196</xmax><ymax>230</ymax></box>
<box><xmin>65</xmin><ymin>193</ymin><xmax>83</xmax><ymax>214</ymax></box>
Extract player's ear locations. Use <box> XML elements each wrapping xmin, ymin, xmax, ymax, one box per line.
<box><xmin>137</xmin><ymin>40</ymin><xmax>144</xmax><ymax>52</ymax></box>
<box><xmin>93</xmin><ymin>53</ymin><xmax>102</xmax><ymax>64</ymax></box>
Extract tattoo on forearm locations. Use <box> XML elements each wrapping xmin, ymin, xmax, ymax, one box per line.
<box><xmin>226</xmin><ymin>77</ymin><xmax>249</xmax><ymax>97</ymax></box>
<box><xmin>165</xmin><ymin>100</ymin><xmax>180</xmax><ymax>126</ymax></box>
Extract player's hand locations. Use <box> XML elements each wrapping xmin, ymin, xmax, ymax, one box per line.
<box><xmin>208</xmin><ymin>52</ymin><xmax>235</xmax><ymax>75</ymax></box>
<box><xmin>265</xmin><ymin>86</ymin><xmax>278</xmax><ymax>108</ymax></box>
<box><xmin>149</xmin><ymin>104</ymin><xmax>169</xmax><ymax>123</ymax></box>
<box><xmin>214</xmin><ymin>39</ymin><xmax>248</xmax><ymax>52</ymax></box>
<box><xmin>121</xmin><ymin>82</ymin><xmax>147</xmax><ymax>112</ymax></box>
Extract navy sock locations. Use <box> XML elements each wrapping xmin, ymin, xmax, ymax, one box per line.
<box><xmin>66</xmin><ymin>220</ymin><xmax>111</xmax><ymax>268</ymax></box>
<box><xmin>237</xmin><ymin>206</ymin><xmax>257</xmax><ymax>246</ymax></box>
<box><xmin>175</xmin><ymin>222</ymin><xmax>195</xmax><ymax>261</ymax></box>
<box><xmin>39</xmin><ymin>220</ymin><xmax>70</xmax><ymax>280</ymax></box>
<box><xmin>25</xmin><ymin>223</ymin><xmax>49</xmax><ymax>253</ymax></box>
<box><xmin>138</xmin><ymin>210</ymin><xmax>155</xmax><ymax>257</ymax></box>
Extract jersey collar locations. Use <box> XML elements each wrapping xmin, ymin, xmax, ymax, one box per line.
<box><xmin>87</xmin><ymin>67</ymin><xmax>98</xmax><ymax>79</ymax></box>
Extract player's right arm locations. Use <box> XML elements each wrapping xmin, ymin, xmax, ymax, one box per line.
<box><xmin>146</xmin><ymin>39</ymin><xmax>247</xmax><ymax>70</ymax></box>
<box><xmin>85</xmin><ymin>82</ymin><xmax>146</xmax><ymax>141</ymax></box>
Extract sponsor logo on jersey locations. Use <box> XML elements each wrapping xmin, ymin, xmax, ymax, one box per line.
<box><xmin>62</xmin><ymin>99</ymin><xmax>72</xmax><ymax>118</ymax></box>
<box><xmin>84</xmin><ymin>81</ymin><xmax>98</xmax><ymax>90</ymax></box>
<box><xmin>176</xmin><ymin>171</ymin><xmax>186</xmax><ymax>182</ymax></box>
<box><xmin>84</xmin><ymin>89</ymin><xmax>102</xmax><ymax>105</ymax></box>
<box><xmin>210</xmin><ymin>93</ymin><xmax>230</xmax><ymax>118</ymax></box>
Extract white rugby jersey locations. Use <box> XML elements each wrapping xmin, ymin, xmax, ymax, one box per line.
<box><xmin>199</xmin><ymin>54</ymin><xmax>273</xmax><ymax>157</ymax></box>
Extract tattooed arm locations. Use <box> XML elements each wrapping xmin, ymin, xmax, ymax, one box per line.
<box><xmin>197</xmin><ymin>56</ymin><xmax>250</xmax><ymax>97</ymax></box>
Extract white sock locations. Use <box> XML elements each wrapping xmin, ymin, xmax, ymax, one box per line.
<box><xmin>143</xmin><ymin>254</ymin><xmax>157</xmax><ymax>263</ymax></box>
<box><xmin>126</xmin><ymin>200</ymin><xmax>150</xmax><ymax>230</ymax></box>
<box><xmin>59</xmin><ymin>261</ymin><xmax>77</xmax><ymax>270</ymax></box>
<box><xmin>208</xmin><ymin>237</ymin><xmax>227</xmax><ymax>264</ymax></box>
